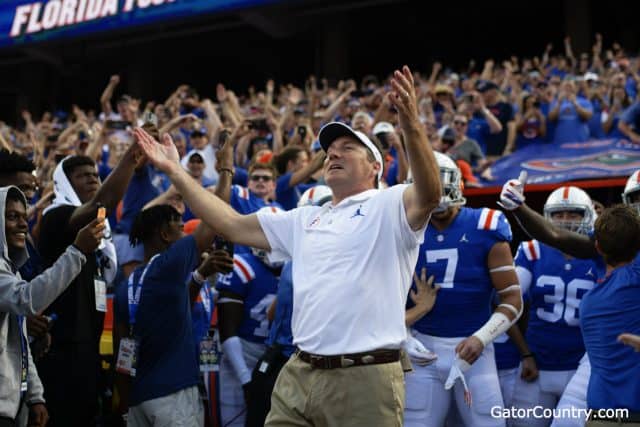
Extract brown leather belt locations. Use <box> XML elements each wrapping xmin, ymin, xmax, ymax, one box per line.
<box><xmin>296</xmin><ymin>349</ymin><xmax>400</xmax><ymax>369</ymax></box>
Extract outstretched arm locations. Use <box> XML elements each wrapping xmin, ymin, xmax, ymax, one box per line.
<box><xmin>499</xmin><ymin>174</ymin><xmax>598</xmax><ymax>258</ymax></box>
<box><xmin>390</xmin><ymin>66</ymin><xmax>441</xmax><ymax>230</ymax></box>
<box><xmin>134</xmin><ymin>128</ymin><xmax>270</xmax><ymax>249</ymax></box>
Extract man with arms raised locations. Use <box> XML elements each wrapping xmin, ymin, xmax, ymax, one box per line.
<box><xmin>135</xmin><ymin>65</ymin><xmax>441</xmax><ymax>426</ymax></box>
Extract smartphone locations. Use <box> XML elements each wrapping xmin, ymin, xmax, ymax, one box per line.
<box><xmin>297</xmin><ymin>126</ymin><xmax>307</xmax><ymax>138</ymax></box>
<box><xmin>214</xmin><ymin>236</ymin><xmax>234</xmax><ymax>256</ymax></box>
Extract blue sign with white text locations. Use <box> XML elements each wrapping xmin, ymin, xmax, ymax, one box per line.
<box><xmin>0</xmin><ymin>0</ymin><xmax>282</xmax><ymax>48</ymax></box>
<box><xmin>486</xmin><ymin>138</ymin><xmax>640</xmax><ymax>185</ymax></box>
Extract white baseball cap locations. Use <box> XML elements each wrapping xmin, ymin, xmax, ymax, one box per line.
<box><xmin>318</xmin><ymin>122</ymin><xmax>383</xmax><ymax>181</ymax></box>
<box><xmin>584</xmin><ymin>72</ymin><xmax>599</xmax><ymax>82</ymax></box>
<box><xmin>372</xmin><ymin>121</ymin><xmax>395</xmax><ymax>136</ymax></box>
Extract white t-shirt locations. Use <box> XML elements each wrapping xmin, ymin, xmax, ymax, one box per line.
<box><xmin>257</xmin><ymin>184</ymin><xmax>427</xmax><ymax>355</ymax></box>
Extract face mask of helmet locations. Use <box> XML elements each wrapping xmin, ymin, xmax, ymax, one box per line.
<box><xmin>622</xmin><ymin>171</ymin><xmax>640</xmax><ymax>215</ymax></box>
<box><xmin>543</xmin><ymin>187</ymin><xmax>595</xmax><ymax>235</ymax></box>
<box><xmin>434</xmin><ymin>165</ymin><xmax>466</xmax><ymax>213</ymax></box>
<box><xmin>545</xmin><ymin>208</ymin><xmax>590</xmax><ymax>234</ymax></box>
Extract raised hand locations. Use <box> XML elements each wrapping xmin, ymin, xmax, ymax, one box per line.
<box><xmin>134</xmin><ymin>128</ymin><xmax>180</xmax><ymax>174</ymax></box>
<box><xmin>498</xmin><ymin>171</ymin><xmax>527</xmax><ymax>211</ymax></box>
<box><xmin>73</xmin><ymin>217</ymin><xmax>106</xmax><ymax>255</ymax></box>
<box><xmin>388</xmin><ymin>65</ymin><xmax>420</xmax><ymax>131</ymax></box>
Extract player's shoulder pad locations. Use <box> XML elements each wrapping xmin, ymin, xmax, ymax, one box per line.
<box><xmin>232</xmin><ymin>185</ymin><xmax>250</xmax><ymax>200</ymax></box>
<box><xmin>518</xmin><ymin>240</ymin><xmax>541</xmax><ymax>262</ymax></box>
<box><xmin>476</xmin><ymin>208</ymin><xmax>512</xmax><ymax>241</ymax></box>
<box><xmin>233</xmin><ymin>254</ymin><xmax>256</xmax><ymax>283</ymax></box>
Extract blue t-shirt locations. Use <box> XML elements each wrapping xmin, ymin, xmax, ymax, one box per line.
<box><xmin>516</xmin><ymin>116</ymin><xmax>545</xmax><ymax>150</ymax></box>
<box><xmin>515</xmin><ymin>240</ymin><xmax>596</xmax><ymax>370</ymax></box>
<box><xmin>467</xmin><ymin>115</ymin><xmax>491</xmax><ymax>154</ymax></box>
<box><xmin>587</xmin><ymin>99</ymin><xmax>605</xmax><ymax>139</ymax></box>
<box><xmin>129</xmin><ymin>236</ymin><xmax>200</xmax><ymax>406</ymax></box>
<box><xmin>550</xmin><ymin>97</ymin><xmax>593</xmax><ymax>143</ymax></box>
<box><xmin>581</xmin><ymin>259</ymin><xmax>640</xmax><ymax>410</ymax></box>
<box><xmin>275</xmin><ymin>173</ymin><xmax>315</xmax><ymax>211</ymax></box>
<box><xmin>117</xmin><ymin>165</ymin><xmax>169</xmax><ymax>234</ymax></box>
<box><xmin>409</xmin><ymin>207</ymin><xmax>512</xmax><ymax>337</ymax></box>
<box><xmin>620</xmin><ymin>102</ymin><xmax>640</xmax><ymax>134</ymax></box>
<box><xmin>215</xmin><ymin>253</ymin><xmax>278</xmax><ymax>343</ymax></box>
<box><xmin>265</xmin><ymin>262</ymin><xmax>295</xmax><ymax>357</ymax></box>
<box><xmin>540</xmin><ymin>102</ymin><xmax>555</xmax><ymax>142</ymax></box>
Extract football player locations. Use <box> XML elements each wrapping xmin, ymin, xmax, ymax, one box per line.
<box><xmin>499</xmin><ymin>170</ymin><xmax>640</xmax><ymax>426</ymax></box>
<box><xmin>510</xmin><ymin>186</ymin><xmax>597</xmax><ymax>427</ymax></box>
<box><xmin>404</xmin><ymin>152</ymin><xmax>522</xmax><ymax>427</ymax></box>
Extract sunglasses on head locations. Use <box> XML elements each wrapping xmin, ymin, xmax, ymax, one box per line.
<box><xmin>250</xmin><ymin>174</ymin><xmax>273</xmax><ymax>182</ymax></box>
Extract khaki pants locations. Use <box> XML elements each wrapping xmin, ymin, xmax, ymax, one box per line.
<box><xmin>265</xmin><ymin>353</ymin><xmax>405</xmax><ymax>427</ymax></box>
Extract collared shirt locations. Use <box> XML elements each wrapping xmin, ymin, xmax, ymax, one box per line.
<box><xmin>257</xmin><ymin>184</ymin><xmax>426</xmax><ymax>355</ymax></box>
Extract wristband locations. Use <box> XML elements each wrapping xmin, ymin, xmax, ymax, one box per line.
<box><xmin>219</xmin><ymin>168</ymin><xmax>234</xmax><ymax>176</ymax></box>
<box><xmin>521</xmin><ymin>353</ymin><xmax>535</xmax><ymax>359</ymax></box>
<box><xmin>472</xmin><ymin>311</ymin><xmax>511</xmax><ymax>347</ymax></box>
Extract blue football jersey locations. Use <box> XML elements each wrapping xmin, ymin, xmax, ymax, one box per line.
<box><xmin>581</xmin><ymin>260</ymin><xmax>640</xmax><ymax>410</ymax></box>
<box><xmin>515</xmin><ymin>240</ymin><xmax>596</xmax><ymax>371</ymax></box>
<box><xmin>215</xmin><ymin>253</ymin><xmax>278</xmax><ymax>343</ymax></box>
<box><xmin>230</xmin><ymin>185</ymin><xmax>282</xmax><ymax>254</ymax></box>
<box><xmin>265</xmin><ymin>261</ymin><xmax>295</xmax><ymax>357</ymax></box>
<box><xmin>410</xmin><ymin>207</ymin><xmax>512</xmax><ymax>337</ymax></box>
<box><xmin>494</xmin><ymin>333</ymin><xmax>521</xmax><ymax>370</ymax></box>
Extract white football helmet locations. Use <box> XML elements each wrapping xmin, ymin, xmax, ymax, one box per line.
<box><xmin>543</xmin><ymin>186</ymin><xmax>595</xmax><ymax>234</ymax></box>
<box><xmin>622</xmin><ymin>170</ymin><xmax>640</xmax><ymax>214</ymax></box>
<box><xmin>252</xmin><ymin>206</ymin><xmax>285</xmax><ymax>268</ymax></box>
<box><xmin>297</xmin><ymin>185</ymin><xmax>333</xmax><ymax>208</ymax></box>
<box><xmin>434</xmin><ymin>152</ymin><xmax>466</xmax><ymax>212</ymax></box>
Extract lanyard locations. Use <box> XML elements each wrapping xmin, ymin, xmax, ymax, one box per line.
<box><xmin>18</xmin><ymin>315</ymin><xmax>28</xmax><ymax>396</ymax></box>
<box><xmin>127</xmin><ymin>254</ymin><xmax>160</xmax><ymax>332</ymax></box>
<box><xmin>199</xmin><ymin>284</ymin><xmax>212</xmax><ymax>322</ymax></box>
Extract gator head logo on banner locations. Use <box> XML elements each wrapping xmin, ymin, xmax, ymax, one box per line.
<box><xmin>524</xmin><ymin>150</ymin><xmax>640</xmax><ymax>173</ymax></box>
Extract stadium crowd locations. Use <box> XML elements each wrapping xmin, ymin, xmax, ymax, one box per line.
<box><xmin>0</xmin><ymin>33</ymin><xmax>639</xmax><ymax>427</ymax></box>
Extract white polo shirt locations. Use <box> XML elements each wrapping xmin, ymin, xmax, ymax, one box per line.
<box><xmin>257</xmin><ymin>184</ymin><xmax>427</xmax><ymax>355</ymax></box>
